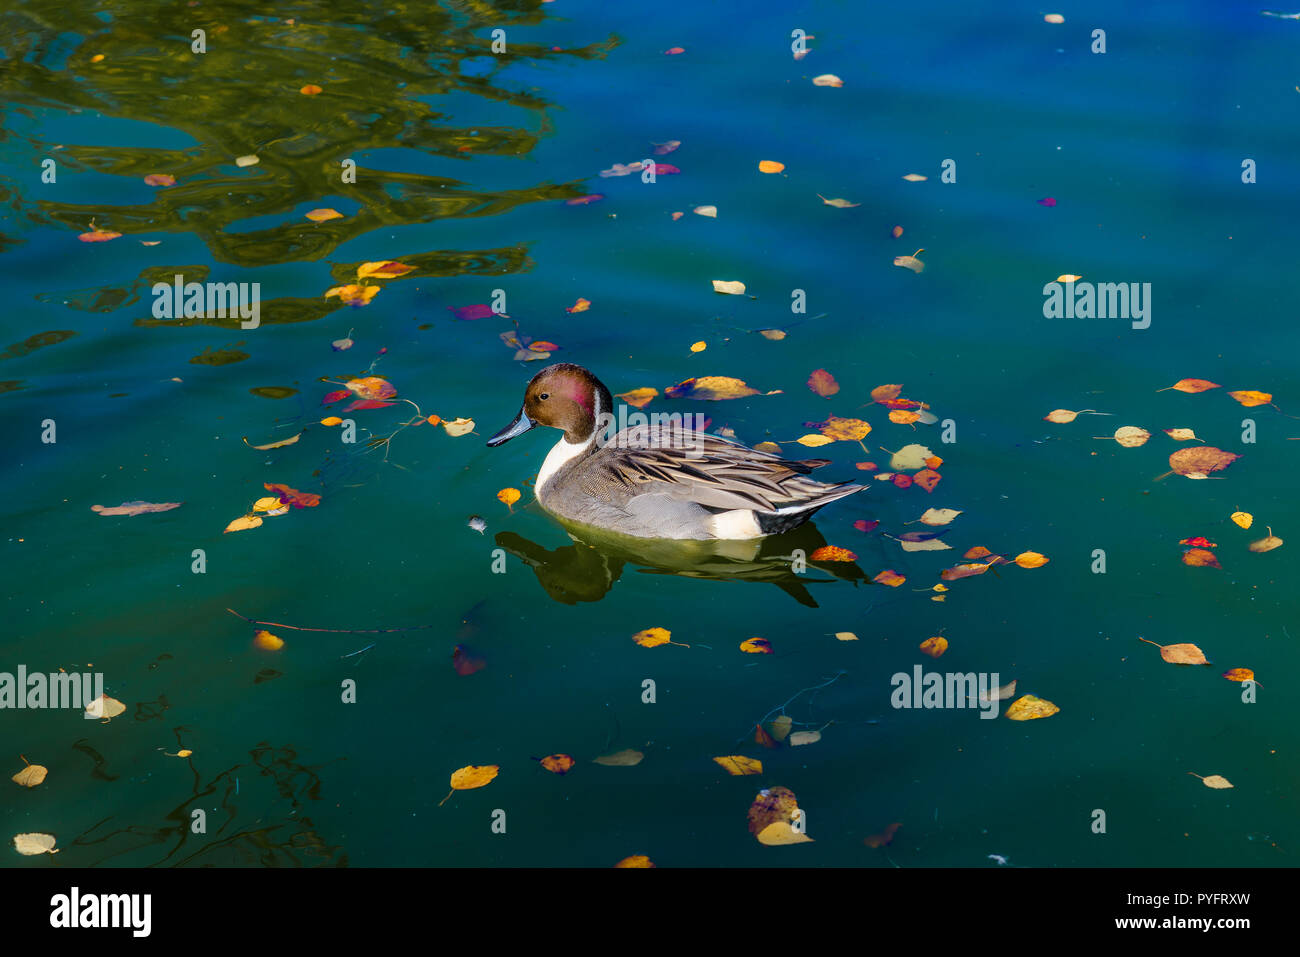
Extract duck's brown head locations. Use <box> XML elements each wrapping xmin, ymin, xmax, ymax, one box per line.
<box><xmin>487</xmin><ymin>363</ymin><xmax>613</xmax><ymax>447</ymax></box>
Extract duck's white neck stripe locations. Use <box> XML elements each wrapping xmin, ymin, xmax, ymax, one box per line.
<box><xmin>536</xmin><ymin>389</ymin><xmax>602</xmax><ymax>497</ymax></box>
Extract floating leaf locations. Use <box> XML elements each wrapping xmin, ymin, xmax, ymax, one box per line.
<box><xmin>819</xmin><ymin>416</ymin><xmax>871</xmax><ymax>441</ymax></box>
<box><xmin>356</xmin><ymin>260</ymin><xmax>414</xmax><ymax>280</ymax></box>
<box><xmin>565</xmin><ymin>194</ymin><xmax>604</xmax><ymax>205</ymax></box>
<box><xmin>1188</xmin><ymin>773</ymin><xmax>1233</xmax><ymax>789</ymax></box>
<box><xmin>1043</xmin><ymin>409</ymin><xmax>1080</xmax><ymax>423</ymax></box>
<box><xmin>594</xmin><ymin>749</ymin><xmax>644</xmax><ymax>767</ymax></box>
<box><xmin>714</xmin><ymin>755</ymin><xmax>762</xmax><ymax>776</ymax></box>
<box><xmin>1179</xmin><ymin>536</ymin><xmax>1216</xmax><ymax>548</ymax></box>
<box><xmin>1055</xmin><ymin>274</ymin><xmax>1083</xmax><ymax>283</ymax></box>
<box><xmin>740</xmin><ymin>637</ymin><xmax>774</xmax><ymax>654</ymax></box>
<box><xmin>143</xmin><ymin>173</ymin><xmax>175</xmax><ymax>186</ymax></box>
<box><xmin>84</xmin><ymin>694</ymin><xmax>125</xmax><ymax>720</ymax></box>
<box><xmin>665</xmin><ymin>376</ymin><xmax>778</xmax><ymax>401</ymax></box>
<box><xmin>873</xmin><ymin>569</ymin><xmax>906</xmax><ymax>587</ymax></box>
<box><xmin>1037</xmin><ymin>196</ymin><xmax>1057</xmax><ymax>206</ymax></box>
<box><xmin>899</xmin><ymin>537</ymin><xmax>951</xmax><ymax>552</ymax></box>
<box><xmin>449</xmin><ymin>304</ymin><xmax>495</xmax><ymax>321</ymax></box>
<box><xmin>913</xmin><ymin>469</ymin><xmax>942</xmax><ymax>492</ymax></box>
<box><xmin>1248</xmin><ymin>527</ymin><xmax>1283</xmax><ymax>552</ymax></box>
<box><xmin>1182</xmin><ymin>548</ymin><xmax>1221</xmax><ymax>569</ymax></box>
<box><xmin>264</xmin><ymin>483</ymin><xmax>320</xmax><ymax>508</ymax></box>
<box><xmin>1013</xmin><ymin>551</ymin><xmax>1049</xmax><ymax>569</ymax></box>
<box><xmin>632</xmin><ymin>627</ymin><xmax>676</xmax><ymax>648</ymax></box>
<box><xmin>243</xmin><ymin>432</ymin><xmax>302</xmax><ymax>451</ymax></box>
<box><xmin>918</xmin><ymin>508</ymin><xmax>962</xmax><ymax>526</ymax></box>
<box><xmin>78</xmin><ymin>227</ymin><xmax>121</xmax><ymax>243</ymax></box>
<box><xmin>223</xmin><ymin>514</ymin><xmax>263</xmax><ymax>533</ymax></box>
<box><xmin>1228</xmin><ymin>390</ymin><xmax>1272</xmax><ymax>407</ymax></box>
<box><xmin>300</xmin><ymin>84</ymin><xmax>323</xmax><ymax>95</ymax></box>
<box><xmin>694</xmin><ymin>205</ymin><xmax>717</xmax><ymax>218</ymax></box>
<box><xmin>769</xmin><ymin>716</ymin><xmax>793</xmax><ymax>742</ymax></box>
<box><xmin>615</xmin><ymin>387</ymin><xmax>657</xmax><ymax>409</ymax></box>
<box><xmin>711</xmin><ymin>279</ymin><xmax>746</xmax><ymax>295</ymax></box>
<box><xmin>1169</xmin><ymin>446</ymin><xmax>1240</xmax><ymax>477</ymax></box>
<box><xmin>442</xmin><ymin>417</ymin><xmax>475</xmax><ymax>436</ymax></box>
<box><xmin>1108</xmin><ymin>426</ymin><xmax>1150</xmax><ymax>447</ymax></box>
<box><xmin>1230</xmin><ymin>511</ymin><xmax>1253</xmax><ymax>529</ymax></box>
<box><xmin>941</xmin><ymin>562</ymin><xmax>992</xmax><ymax>581</ymax></box>
<box><xmin>1138</xmin><ymin>638</ymin><xmax>1209</xmax><ymax>665</ymax></box>
<box><xmin>893</xmin><ymin>252</ymin><xmax>924</xmax><ymax>273</ymax></box>
<box><xmin>332</xmin><ymin>336</ymin><xmax>353</xmax><ymax>351</ymax></box>
<box><xmin>306</xmin><ymin>208</ymin><xmax>343</xmax><ymax>222</ymax></box>
<box><xmin>817</xmin><ymin>194</ymin><xmax>859</xmax><ymax>208</ymax></box>
<box><xmin>807</xmin><ymin>368</ymin><xmax>839</xmax><ymax>397</ymax></box>
<box><xmin>748</xmin><ymin>786</ymin><xmax>804</xmax><ymax>837</ymax></box>
<box><xmin>497</xmin><ymin>488</ymin><xmax>521</xmax><ymax>511</ymax></box>
<box><xmin>689</xmin><ymin>341</ymin><xmax>707</xmax><ymax>353</ymax></box>
<box><xmin>12</xmin><ymin>833</ymin><xmax>58</xmax><ymax>856</ymax></box>
<box><xmin>540</xmin><ymin>754</ymin><xmax>575</xmax><ymax>775</ymax></box>
<box><xmin>889</xmin><ymin>444</ymin><xmax>935</xmax><ymax>471</ymax></box>
<box><xmin>788</xmin><ymin>731</ymin><xmax>821</xmax><ymax>746</ymax></box>
<box><xmin>1222</xmin><ymin>668</ymin><xmax>1255</xmax><ymax>683</ymax></box>
<box><xmin>901</xmin><ymin>173</ymin><xmax>927</xmax><ymax>182</ymax></box>
<box><xmin>1044</xmin><ymin>13</ymin><xmax>1065</xmax><ymax>23</ymax></box>
<box><xmin>811</xmin><ymin>74</ymin><xmax>843</xmax><ymax>87</ymax></box>
<box><xmin>234</xmin><ymin>154</ymin><xmax>259</xmax><ymax>167</ymax></box>
<box><xmin>1162</xmin><ymin>378</ymin><xmax>1220</xmax><ymax>393</ymax></box>
<box><xmin>835</xmin><ymin>631</ymin><xmax>859</xmax><ymax>641</ymax></box>
<box><xmin>253</xmin><ymin>630</ymin><xmax>284</xmax><ymax>651</ymax></box>
<box><xmin>1005</xmin><ymin>695</ymin><xmax>1060</xmax><ymax>720</ymax></box>
<box><xmin>614</xmin><ymin>855</ymin><xmax>655</xmax><ymax>867</ymax></box>
<box><xmin>920</xmin><ymin>636</ymin><xmax>948</xmax><ymax>658</ymax></box>
<box><xmin>1164</xmin><ymin>428</ymin><xmax>1198</xmax><ymax>441</ymax></box>
<box><xmin>91</xmin><ymin>501</ymin><xmax>182</xmax><ymax>517</ymax></box>
<box><xmin>11</xmin><ymin>761</ymin><xmax>47</xmax><ymax>788</ymax></box>
<box><xmin>448</xmin><ymin>765</ymin><xmax>498</xmax><ymax>791</ymax></box>
<box><xmin>566</xmin><ymin>298</ymin><xmax>591</xmax><ymax>313</ymax></box>
<box><xmin>324</xmin><ymin>284</ymin><xmax>379</xmax><ymax>306</ymax></box>
<box><xmin>810</xmin><ymin>546</ymin><xmax>856</xmax><ymax>562</ymax></box>
<box><xmin>758</xmin><ymin>160</ymin><xmax>785</xmax><ymax>173</ymax></box>
<box><xmin>653</xmin><ymin>141</ymin><xmax>681</xmax><ymax>155</ymax></box>
<box><xmin>451</xmin><ymin>644</ymin><xmax>486</xmax><ymax>675</ymax></box>
<box><xmin>795</xmin><ymin>433</ymin><xmax>834</xmax><ymax>447</ymax></box>
<box><xmin>891</xmin><ymin>225</ymin><xmax>904</xmax><ymax>238</ymax></box>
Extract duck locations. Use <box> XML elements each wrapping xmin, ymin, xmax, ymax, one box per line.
<box><xmin>486</xmin><ymin>363</ymin><xmax>865</xmax><ymax>540</ymax></box>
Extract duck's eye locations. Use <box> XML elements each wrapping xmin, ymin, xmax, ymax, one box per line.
<box><xmin>539</xmin><ymin>393</ymin><xmax>549</xmax><ymax>400</ymax></box>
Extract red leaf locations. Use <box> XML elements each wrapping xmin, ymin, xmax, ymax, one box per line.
<box><xmin>448</xmin><ymin>304</ymin><xmax>495</xmax><ymax>321</ymax></box>
<box><xmin>342</xmin><ymin>398</ymin><xmax>396</xmax><ymax>411</ymax></box>
<box><xmin>565</xmin><ymin>194</ymin><xmax>604</xmax><ymax>205</ymax></box>
<box><xmin>653</xmin><ymin>164</ymin><xmax>680</xmax><ymax>175</ymax></box>
<box><xmin>321</xmin><ymin>389</ymin><xmax>350</xmax><ymax>404</ymax></box>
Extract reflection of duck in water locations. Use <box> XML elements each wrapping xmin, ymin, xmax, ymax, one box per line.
<box><xmin>495</xmin><ymin>519</ymin><xmax>867</xmax><ymax>607</ymax></box>
<box><xmin>487</xmin><ymin>363</ymin><xmax>865</xmax><ymax>540</ymax></box>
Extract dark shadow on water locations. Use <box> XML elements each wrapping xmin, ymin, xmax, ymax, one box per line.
<box><xmin>496</xmin><ymin>520</ymin><xmax>868</xmax><ymax>607</ymax></box>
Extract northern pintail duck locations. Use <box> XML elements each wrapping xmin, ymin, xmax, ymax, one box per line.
<box><xmin>487</xmin><ymin>363</ymin><xmax>865</xmax><ymax>540</ymax></box>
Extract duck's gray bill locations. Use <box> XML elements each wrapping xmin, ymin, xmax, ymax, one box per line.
<box><xmin>486</xmin><ymin>409</ymin><xmax>534</xmax><ymax>446</ymax></box>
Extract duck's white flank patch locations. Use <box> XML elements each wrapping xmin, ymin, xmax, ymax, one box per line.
<box><xmin>536</xmin><ymin>433</ymin><xmax>595</xmax><ymax>496</ymax></box>
<box><xmin>708</xmin><ymin>508</ymin><xmax>764</xmax><ymax>539</ymax></box>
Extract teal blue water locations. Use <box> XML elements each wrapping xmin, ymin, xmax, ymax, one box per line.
<box><xmin>2</xmin><ymin>0</ymin><xmax>1297</xmax><ymax>866</ymax></box>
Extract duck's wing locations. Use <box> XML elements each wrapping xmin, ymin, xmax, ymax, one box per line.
<box><xmin>580</xmin><ymin>424</ymin><xmax>862</xmax><ymax>513</ymax></box>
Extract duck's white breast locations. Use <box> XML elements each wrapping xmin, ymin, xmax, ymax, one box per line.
<box><xmin>535</xmin><ymin>433</ymin><xmax>595</xmax><ymax>498</ymax></box>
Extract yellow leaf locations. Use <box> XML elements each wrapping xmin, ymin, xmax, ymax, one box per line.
<box><xmin>693</xmin><ymin>205</ymin><xmax>718</xmax><ymax>217</ymax></box>
<box><xmin>614</xmin><ymin>855</ymin><xmax>655</xmax><ymax>867</ymax></box>
<box><xmin>689</xmin><ymin>341</ymin><xmax>707</xmax><ymax>353</ymax></box>
<box><xmin>235</xmin><ymin>154</ymin><xmax>259</xmax><ymax>167</ymax></box>
<box><xmin>442</xmin><ymin>417</ymin><xmax>475</xmax><ymax>436</ymax></box>
<box><xmin>889</xmin><ymin>409</ymin><xmax>921</xmax><ymax>423</ymax></box>
<box><xmin>449</xmin><ymin>765</ymin><xmax>499</xmax><ymax>791</ymax></box>
<box><xmin>817</xmin><ymin>194</ymin><xmax>859</xmax><ymax>208</ymax></box>
<box><xmin>757</xmin><ymin>821</ymin><xmax>814</xmax><ymax>845</ymax></box>
<box><xmin>12</xmin><ymin>763</ymin><xmax>48</xmax><ymax>788</ymax></box>
<box><xmin>497</xmin><ymin>487</ymin><xmax>521</xmax><ymax>510</ymax></box>
<box><xmin>1231</xmin><ymin>511</ymin><xmax>1253</xmax><ymax>529</ymax></box>
<box><xmin>918</xmin><ymin>507</ymin><xmax>962</xmax><ymax>525</ymax></box>
<box><xmin>632</xmin><ymin>627</ymin><xmax>673</xmax><ymax>648</ymax></box>
<box><xmin>177</xmin><ymin>749</ymin><xmax>193</xmax><ymax>758</ymax></box>
<box><xmin>1014</xmin><ymin>551</ymin><xmax>1050</xmax><ymax>568</ymax></box>
<box><xmin>565</xmin><ymin>297</ymin><xmax>591</xmax><ymax>313</ymax></box>
<box><xmin>253</xmin><ymin>630</ymin><xmax>284</xmax><ymax>651</ymax></box>
<box><xmin>713</xmin><ymin>755</ymin><xmax>763</xmax><ymax>775</ymax></box>
<box><xmin>796</xmin><ymin>433</ymin><xmax>835</xmax><ymax>447</ymax></box>
<box><xmin>1043</xmin><ymin>409</ymin><xmax>1079</xmax><ymax>423</ymax></box>
<box><xmin>835</xmin><ymin>631</ymin><xmax>859</xmax><ymax>641</ymax></box>
<box><xmin>873</xmin><ymin>569</ymin><xmax>906</xmax><ymax>587</ymax></box>
<box><xmin>305</xmin><ymin>208</ymin><xmax>343</xmax><ymax>222</ymax></box>
<box><xmin>84</xmin><ymin>694</ymin><xmax>125</xmax><ymax>720</ymax></box>
<box><xmin>820</xmin><ymin>416</ymin><xmax>872</xmax><ymax>441</ymax></box>
<box><xmin>758</xmin><ymin>160</ymin><xmax>785</xmax><ymax>173</ymax></box>
<box><xmin>1111</xmin><ymin>426</ymin><xmax>1150</xmax><ymax>447</ymax></box>
<box><xmin>889</xmin><ymin>444</ymin><xmax>935</xmax><ymax>470</ymax></box>
<box><xmin>1164</xmin><ymin>428</ymin><xmax>1198</xmax><ymax>440</ymax></box>
<box><xmin>12</xmin><ymin>833</ymin><xmax>58</xmax><ymax>856</ymax></box>
<box><xmin>223</xmin><ymin>514</ymin><xmax>263</xmax><ymax>533</ymax></box>
<box><xmin>711</xmin><ymin>279</ymin><xmax>746</xmax><ymax>295</ymax></box>
<box><xmin>739</xmin><ymin>637</ymin><xmax>774</xmax><ymax>654</ymax></box>
<box><xmin>1005</xmin><ymin>695</ymin><xmax>1060</xmax><ymax>720</ymax></box>
<box><xmin>1227</xmin><ymin>390</ymin><xmax>1272</xmax><ymax>407</ymax></box>
<box><xmin>920</xmin><ymin>636</ymin><xmax>948</xmax><ymax>658</ymax></box>
<box><xmin>324</xmin><ymin>284</ymin><xmax>380</xmax><ymax>306</ymax></box>
<box><xmin>614</xmin><ymin>387</ymin><xmax>657</xmax><ymax>409</ymax></box>
<box><xmin>1055</xmin><ymin>274</ymin><xmax>1083</xmax><ymax>283</ymax></box>
<box><xmin>1190</xmin><ymin>773</ymin><xmax>1233</xmax><ymax>789</ymax></box>
<box><xmin>901</xmin><ymin>173</ymin><xmax>927</xmax><ymax>182</ymax></box>
<box><xmin>320</xmin><ymin>416</ymin><xmax>343</xmax><ymax>426</ymax></box>
<box><xmin>356</xmin><ymin>260</ymin><xmax>415</xmax><ymax>280</ymax></box>
<box><xmin>251</xmin><ymin>496</ymin><xmax>283</xmax><ymax>512</ymax></box>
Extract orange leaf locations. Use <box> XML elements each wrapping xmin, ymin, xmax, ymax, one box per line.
<box><xmin>565</xmin><ymin>298</ymin><xmax>591</xmax><ymax>313</ymax></box>
<box><xmin>919</xmin><ymin>636</ymin><xmax>948</xmax><ymax>658</ymax></box>
<box><xmin>355</xmin><ymin>260</ymin><xmax>415</xmax><ymax>280</ymax></box>
<box><xmin>1182</xmin><ymin>547</ymin><xmax>1221</xmax><ymax>569</ymax></box>
<box><xmin>497</xmin><ymin>488</ymin><xmax>521</xmax><ymax>510</ymax></box>
<box><xmin>739</xmin><ymin>637</ymin><xmax>774</xmax><ymax>654</ymax></box>
<box><xmin>1227</xmin><ymin>390</ymin><xmax>1272</xmax><ymax>407</ymax></box>
<box><xmin>299</xmin><ymin>84</ymin><xmax>323</xmax><ymax>95</ymax></box>
<box><xmin>540</xmin><ymin>754</ymin><xmax>575</xmax><ymax>775</ymax></box>
<box><xmin>871</xmin><ymin>384</ymin><xmax>903</xmax><ymax>403</ymax></box>
<box><xmin>1165</xmin><ymin>378</ymin><xmax>1220</xmax><ymax>393</ymax></box>
<box><xmin>810</xmin><ymin>546</ymin><xmax>857</xmax><ymax>562</ymax></box>
<box><xmin>758</xmin><ymin>160</ymin><xmax>785</xmax><ymax>173</ymax></box>
<box><xmin>1169</xmin><ymin>446</ymin><xmax>1240</xmax><ymax>478</ymax></box>
<box><xmin>615</xmin><ymin>387</ymin><xmax>657</xmax><ymax>409</ymax></box>
<box><xmin>873</xmin><ymin>569</ymin><xmax>906</xmax><ymax>587</ymax></box>
<box><xmin>78</xmin><ymin>228</ymin><xmax>121</xmax><ymax>243</ymax></box>
<box><xmin>305</xmin><ymin>208</ymin><xmax>343</xmax><ymax>222</ymax></box>
<box><xmin>941</xmin><ymin>562</ymin><xmax>991</xmax><ymax>581</ymax></box>
<box><xmin>964</xmin><ymin>546</ymin><xmax>992</xmax><ymax>560</ymax></box>
<box><xmin>889</xmin><ymin>410</ymin><xmax>921</xmax><ymax>424</ymax></box>
<box><xmin>912</xmin><ymin>469</ymin><xmax>941</xmax><ymax>492</ymax></box>
<box><xmin>864</xmin><ymin>822</ymin><xmax>902</xmax><ymax>848</ymax></box>
<box><xmin>1221</xmin><ymin>668</ymin><xmax>1255</xmax><ymax>683</ymax></box>
<box><xmin>1013</xmin><ymin>551</ymin><xmax>1049</xmax><ymax>569</ymax></box>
